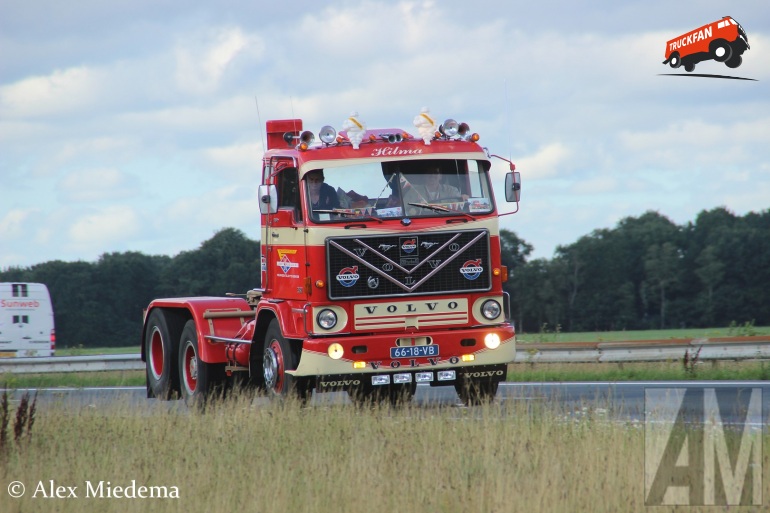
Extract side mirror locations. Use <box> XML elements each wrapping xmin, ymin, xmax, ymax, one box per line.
<box><xmin>258</xmin><ymin>184</ymin><xmax>278</xmax><ymax>214</ymax></box>
<box><xmin>504</xmin><ymin>171</ymin><xmax>521</xmax><ymax>203</ymax></box>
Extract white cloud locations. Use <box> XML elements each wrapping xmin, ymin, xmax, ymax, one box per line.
<box><xmin>57</xmin><ymin>168</ymin><xmax>140</xmax><ymax>202</ymax></box>
<box><xmin>163</xmin><ymin>185</ymin><xmax>258</xmax><ymax>227</ymax></box>
<box><xmin>0</xmin><ymin>66</ymin><xmax>100</xmax><ymax>118</ymax></box>
<box><xmin>174</xmin><ymin>26</ymin><xmax>265</xmax><ymax>95</ymax></box>
<box><xmin>515</xmin><ymin>143</ymin><xmax>572</xmax><ymax>179</ymax></box>
<box><xmin>0</xmin><ymin>208</ymin><xmax>35</xmax><ymax>239</ymax></box>
<box><xmin>201</xmin><ymin>141</ymin><xmax>263</xmax><ymax>179</ymax></box>
<box><xmin>68</xmin><ymin>206</ymin><xmax>140</xmax><ymax>245</ymax></box>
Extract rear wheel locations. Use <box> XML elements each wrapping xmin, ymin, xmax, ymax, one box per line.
<box><xmin>179</xmin><ymin>320</ymin><xmax>226</xmax><ymax>405</ymax></box>
<box><xmin>668</xmin><ymin>52</ymin><xmax>681</xmax><ymax>69</ymax></box>
<box><xmin>684</xmin><ymin>61</ymin><xmax>695</xmax><ymax>72</ymax></box>
<box><xmin>144</xmin><ymin>309</ymin><xmax>182</xmax><ymax>399</ymax></box>
<box><xmin>262</xmin><ymin>319</ymin><xmax>309</xmax><ymax>401</ymax></box>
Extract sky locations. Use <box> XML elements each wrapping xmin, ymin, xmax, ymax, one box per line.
<box><xmin>1</xmin><ymin>0</ymin><xmax>768</xmax><ymax>269</ymax></box>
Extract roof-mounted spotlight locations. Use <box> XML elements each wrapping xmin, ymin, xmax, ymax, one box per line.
<box><xmin>283</xmin><ymin>132</ymin><xmax>295</xmax><ymax>147</ymax></box>
<box><xmin>440</xmin><ymin>119</ymin><xmax>460</xmax><ymax>138</ymax></box>
<box><xmin>319</xmin><ymin>125</ymin><xmax>337</xmax><ymax>144</ymax></box>
<box><xmin>457</xmin><ymin>122</ymin><xmax>479</xmax><ymax>141</ymax></box>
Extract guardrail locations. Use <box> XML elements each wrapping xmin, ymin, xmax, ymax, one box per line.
<box><xmin>1</xmin><ymin>337</ymin><xmax>769</xmax><ymax>374</ymax></box>
<box><xmin>0</xmin><ymin>354</ymin><xmax>145</xmax><ymax>374</ymax></box>
<box><xmin>515</xmin><ymin>336</ymin><xmax>770</xmax><ymax>364</ymax></box>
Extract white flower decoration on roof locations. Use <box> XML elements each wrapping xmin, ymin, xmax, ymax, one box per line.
<box><xmin>413</xmin><ymin>107</ymin><xmax>437</xmax><ymax>145</ymax></box>
<box><xmin>342</xmin><ymin>111</ymin><xmax>366</xmax><ymax>150</ymax></box>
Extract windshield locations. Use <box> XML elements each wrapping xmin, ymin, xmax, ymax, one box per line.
<box><xmin>306</xmin><ymin>159</ymin><xmax>494</xmax><ymax>222</ymax></box>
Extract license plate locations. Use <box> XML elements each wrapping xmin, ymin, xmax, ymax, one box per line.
<box><xmin>390</xmin><ymin>345</ymin><xmax>439</xmax><ymax>359</ymax></box>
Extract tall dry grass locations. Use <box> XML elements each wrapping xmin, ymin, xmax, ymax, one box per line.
<box><xmin>1</xmin><ymin>394</ymin><xmax>767</xmax><ymax>513</ymax></box>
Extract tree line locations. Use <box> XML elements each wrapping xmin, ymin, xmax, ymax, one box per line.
<box><xmin>2</xmin><ymin>208</ymin><xmax>767</xmax><ymax>347</ymax></box>
<box><xmin>1</xmin><ymin>228</ymin><xmax>261</xmax><ymax>348</ymax></box>
<box><xmin>501</xmin><ymin>207</ymin><xmax>770</xmax><ymax>333</ymax></box>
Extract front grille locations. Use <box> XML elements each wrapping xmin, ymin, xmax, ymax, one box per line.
<box><xmin>326</xmin><ymin>229</ymin><xmax>491</xmax><ymax>299</ymax></box>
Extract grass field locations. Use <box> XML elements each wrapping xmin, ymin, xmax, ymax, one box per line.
<box><xmin>1</xmin><ymin>394</ymin><xmax>767</xmax><ymax>513</ymax></box>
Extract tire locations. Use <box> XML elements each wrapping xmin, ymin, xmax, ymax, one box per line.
<box><xmin>454</xmin><ymin>374</ymin><xmax>501</xmax><ymax>406</ymax></box>
<box><xmin>144</xmin><ymin>309</ymin><xmax>182</xmax><ymax>400</ymax></box>
<box><xmin>178</xmin><ymin>320</ymin><xmax>226</xmax><ymax>406</ymax></box>
<box><xmin>668</xmin><ymin>52</ymin><xmax>681</xmax><ymax>69</ymax></box>
<box><xmin>684</xmin><ymin>61</ymin><xmax>695</xmax><ymax>73</ymax></box>
<box><xmin>725</xmin><ymin>55</ymin><xmax>742</xmax><ymax>69</ymax></box>
<box><xmin>710</xmin><ymin>40</ymin><xmax>732</xmax><ymax>62</ymax></box>
<box><xmin>262</xmin><ymin>319</ymin><xmax>308</xmax><ymax>401</ymax></box>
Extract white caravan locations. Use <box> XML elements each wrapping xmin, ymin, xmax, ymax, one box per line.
<box><xmin>0</xmin><ymin>283</ymin><xmax>56</xmax><ymax>357</ymax></box>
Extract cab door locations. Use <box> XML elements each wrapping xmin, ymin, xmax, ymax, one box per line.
<box><xmin>263</xmin><ymin>162</ymin><xmax>308</xmax><ymax>300</ymax></box>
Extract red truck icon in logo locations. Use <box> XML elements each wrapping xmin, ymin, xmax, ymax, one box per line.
<box><xmin>663</xmin><ymin>16</ymin><xmax>749</xmax><ymax>72</ymax></box>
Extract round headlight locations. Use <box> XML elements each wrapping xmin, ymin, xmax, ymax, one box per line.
<box><xmin>484</xmin><ymin>333</ymin><xmax>501</xmax><ymax>349</ymax></box>
<box><xmin>481</xmin><ymin>299</ymin><xmax>502</xmax><ymax>320</ymax></box>
<box><xmin>317</xmin><ymin>309</ymin><xmax>338</xmax><ymax>330</ymax></box>
<box><xmin>441</xmin><ymin>119</ymin><xmax>459</xmax><ymax>137</ymax></box>
<box><xmin>328</xmin><ymin>343</ymin><xmax>344</xmax><ymax>360</ymax></box>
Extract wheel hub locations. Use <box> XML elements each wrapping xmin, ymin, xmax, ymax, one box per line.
<box><xmin>263</xmin><ymin>347</ymin><xmax>279</xmax><ymax>388</ymax></box>
<box><xmin>188</xmin><ymin>356</ymin><xmax>198</xmax><ymax>380</ymax></box>
<box><xmin>150</xmin><ymin>328</ymin><xmax>164</xmax><ymax>379</ymax></box>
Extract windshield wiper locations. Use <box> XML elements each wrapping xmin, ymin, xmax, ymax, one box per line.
<box><xmin>314</xmin><ymin>209</ymin><xmax>384</xmax><ymax>223</ymax></box>
<box><xmin>407</xmin><ymin>202</ymin><xmax>476</xmax><ymax>220</ymax></box>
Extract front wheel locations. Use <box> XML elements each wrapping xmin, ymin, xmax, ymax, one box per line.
<box><xmin>262</xmin><ymin>319</ymin><xmax>309</xmax><ymax>401</ymax></box>
<box><xmin>179</xmin><ymin>320</ymin><xmax>226</xmax><ymax>405</ymax></box>
<box><xmin>725</xmin><ymin>55</ymin><xmax>742</xmax><ymax>69</ymax></box>
<box><xmin>710</xmin><ymin>40</ymin><xmax>732</xmax><ymax>62</ymax></box>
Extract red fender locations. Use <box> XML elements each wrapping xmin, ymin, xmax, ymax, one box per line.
<box><xmin>141</xmin><ymin>297</ymin><xmax>254</xmax><ymax>364</ymax></box>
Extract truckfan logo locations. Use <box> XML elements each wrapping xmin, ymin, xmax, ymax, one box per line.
<box><xmin>336</xmin><ymin>266</ymin><xmax>360</xmax><ymax>287</ymax></box>
<box><xmin>661</xmin><ymin>16</ymin><xmax>752</xmax><ymax>78</ymax></box>
<box><xmin>459</xmin><ymin>259</ymin><xmax>484</xmax><ymax>281</ymax></box>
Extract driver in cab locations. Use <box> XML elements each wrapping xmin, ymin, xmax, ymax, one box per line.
<box><xmin>406</xmin><ymin>166</ymin><xmax>468</xmax><ymax>206</ymax></box>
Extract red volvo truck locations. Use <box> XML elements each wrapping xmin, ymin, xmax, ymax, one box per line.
<box><xmin>141</xmin><ymin>112</ymin><xmax>522</xmax><ymax>405</ymax></box>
